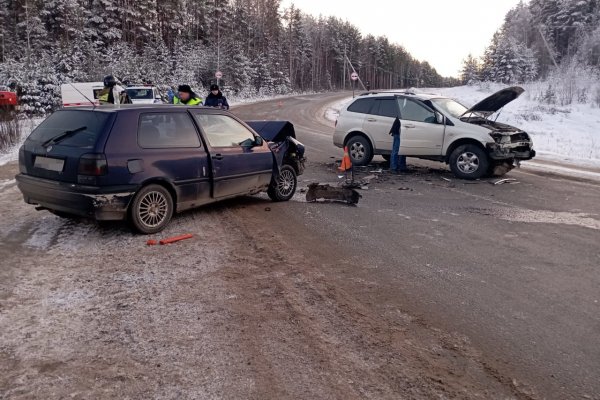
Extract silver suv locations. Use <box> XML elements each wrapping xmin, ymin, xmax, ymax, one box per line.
<box><xmin>333</xmin><ymin>87</ymin><xmax>536</xmax><ymax>179</ymax></box>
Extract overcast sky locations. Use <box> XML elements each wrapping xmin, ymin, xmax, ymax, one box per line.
<box><xmin>279</xmin><ymin>0</ymin><xmax>522</xmax><ymax>77</ymax></box>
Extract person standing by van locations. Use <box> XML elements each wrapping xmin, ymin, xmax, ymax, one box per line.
<box><xmin>389</xmin><ymin>115</ymin><xmax>408</xmax><ymax>173</ymax></box>
<box><xmin>173</xmin><ymin>85</ymin><xmax>203</xmax><ymax>105</ymax></box>
<box><xmin>98</xmin><ymin>75</ymin><xmax>123</xmax><ymax>105</ymax></box>
<box><xmin>204</xmin><ymin>84</ymin><xmax>229</xmax><ymax>109</ymax></box>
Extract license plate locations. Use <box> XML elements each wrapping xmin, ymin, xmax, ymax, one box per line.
<box><xmin>34</xmin><ymin>156</ymin><xmax>64</xmax><ymax>172</ymax></box>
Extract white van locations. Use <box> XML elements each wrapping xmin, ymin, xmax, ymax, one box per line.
<box><xmin>60</xmin><ymin>82</ymin><xmax>104</xmax><ymax>107</ymax></box>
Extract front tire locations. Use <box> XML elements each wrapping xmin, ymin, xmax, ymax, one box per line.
<box><xmin>268</xmin><ymin>164</ymin><xmax>297</xmax><ymax>202</ymax></box>
<box><xmin>129</xmin><ymin>184</ymin><xmax>174</xmax><ymax>234</ymax></box>
<box><xmin>346</xmin><ymin>135</ymin><xmax>373</xmax><ymax>166</ymax></box>
<box><xmin>449</xmin><ymin>144</ymin><xmax>489</xmax><ymax>180</ymax></box>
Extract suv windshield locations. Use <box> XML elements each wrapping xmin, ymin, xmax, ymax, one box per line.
<box><xmin>27</xmin><ymin>110</ymin><xmax>111</xmax><ymax>149</ymax></box>
<box><xmin>430</xmin><ymin>98</ymin><xmax>470</xmax><ymax>118</ymax></box>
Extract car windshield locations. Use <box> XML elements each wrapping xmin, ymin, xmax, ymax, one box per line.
<box><xmin>430</xmin><ymin>98</ymin><xmax>471</xmax><ymax>118</ymax></box>
<box><xmin>27</xmin><ymin>110</ymin><xmax>111</xmax><ymax>148</ymax></box>
<box><xmin>126</xmin><ymin>88</ymin><xmax>154</xmax><ymax>99</ymax></box>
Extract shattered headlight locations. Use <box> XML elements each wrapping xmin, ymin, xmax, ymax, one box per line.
<box><xmin>489</xmin><ymin>131</ymin><xmax>511</xmax><ymax>144</ymax></box>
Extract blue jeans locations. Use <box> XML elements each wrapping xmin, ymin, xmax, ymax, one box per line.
<box><xmin>390</xmin><ymin>134</ymin><xmax>407</xmax><ymax>171</ymax></box>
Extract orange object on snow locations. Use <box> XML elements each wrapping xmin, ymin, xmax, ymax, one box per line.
<box><xmin>146</xmin><ymin>239</ymin><xmax>158</xmax><ymax>246</ymax></box>
<box><xmin>159</xmin><ymin>233</ymin><xmax>193</xmax><ymax>245</ymax></box>
<box><xmin>338</xmin><ymin>146</ymin><xmax>352</xmax><ymax>172</ymax></box>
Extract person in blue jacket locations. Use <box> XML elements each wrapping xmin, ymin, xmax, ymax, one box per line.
<box><xmin>204</xmin><ymin>84</ymin><xmax>229</xmax><ymax>109</ymax></box>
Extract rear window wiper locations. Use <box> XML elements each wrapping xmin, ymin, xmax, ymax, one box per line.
<box><xmin>42</xmin><ymin>126</ymin><xmax>87</xmax><ymax>148</ymax></box>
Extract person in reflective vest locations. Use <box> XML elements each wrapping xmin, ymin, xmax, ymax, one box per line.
<box><xmin>173</xmin><ymin>85</ymin><xmax>203</xmax><ymax>105</ymax></box>
<box><xmin>98</xmin><ymin>75</ymin><xmax>130</xmax><ymax>105</ymax></box>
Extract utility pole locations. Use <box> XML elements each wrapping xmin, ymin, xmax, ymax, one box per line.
<box><xmin>537</xmin><ymin>26</ymin><xmax>558</xmax><ymax>69</ymax></box>
<box><xmin>24</xmin><ymin>0</ymin><xmax>31</xmax><ymax>79</ymax></box>
<box><xmin>345</xmin><ymin>55</ymin><xmax>366</xmax><ymax>91</ymax></box>
<box><xmin>216</xmin><ymin>0</ymin><xmax>220</xmax><ymax>86</ymax></box>
<box><xmin>343</xmin><ymin>44</ymin><xmax>346</xmax><ymax>91</ymax></box>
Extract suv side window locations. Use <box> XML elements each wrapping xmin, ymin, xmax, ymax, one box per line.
<box><xmin>138</xmin><ymin>112</ymin><xmax>201</xmax><ymax>148</ymax></box>
<box><xmin>372</xmin><ymin>99</ymin><xmax>399</xmax><ymax>118</ymax></box>
<box><xmin>347</xmin><ymin>98</ymin><xmax>375</xmax><ymax>114</ymax></box>
<box><xmin>193</xmin><ymin>113</ymin><xmax>255</xmax><ymax>147</ymax></box>
<box><xmin>397</xmin><ymin>98</ymin><xmax>437</xmax><ymax>124</ymax></box>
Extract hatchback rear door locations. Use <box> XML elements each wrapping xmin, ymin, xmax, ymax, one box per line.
<box><xmin>19</xmin><ymin>109</ymin><xmax>114</xmax><ymax>183</ymax></box>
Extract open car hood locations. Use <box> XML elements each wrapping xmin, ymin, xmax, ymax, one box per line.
<box><xmin>245</xmin><ymin>120</ymin><xmax>296</xmax><ymax>142</ymax></box>
<box><xmin>461</xmin><ymin>86</ymin><xmax>524</xmax><ymax>118</ymax></box>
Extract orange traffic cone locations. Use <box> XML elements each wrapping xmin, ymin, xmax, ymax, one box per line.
<box><xmin>338</xmin><ymin>146</ymin><xmax>352</xmax><ymax>172</ymax></box>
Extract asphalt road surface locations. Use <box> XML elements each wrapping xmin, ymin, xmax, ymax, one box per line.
<box><xmin>233</xmin><ymin>93</ymin><xmax>600</xmax><ymax>400</ymax></box>
<box><xmin>0</xmin><ymin>93</ymin><xmax>598</xmax><ymax>399</ymax></box>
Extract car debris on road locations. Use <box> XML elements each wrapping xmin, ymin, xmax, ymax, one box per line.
<box><xmin>491</xmin><ymin>178</ymin><xmax>519</xmax><ymax>185</ymax></box>
<box><xmin>306</xmin><ymin>183</ymin><xmax>361</xmax><ymax>205</ymax></box>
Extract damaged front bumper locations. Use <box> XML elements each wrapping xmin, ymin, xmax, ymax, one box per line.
<box><xmin>486</xmin><ymin>141</ymin><xmax>536</xmax><ymax>161</ymax></box>
<box><xmin>16</xmin><ymin>174</ymin><xmax>136</xmax><ymax>220</ymax></box>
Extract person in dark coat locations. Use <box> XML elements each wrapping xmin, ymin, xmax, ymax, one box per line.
<box><xmin>204</xmin><ymin>84</ymin><xmax>229</xmax><ymax>110</ymax></box>
<box><xmin>389</xmin><ymin>115</ymin><xmax>408</xmax><ymax>173</ymax></box>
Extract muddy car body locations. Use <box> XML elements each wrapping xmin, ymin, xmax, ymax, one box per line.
<box><xmin>16</xmin><ymin>105</ymin><xmax>305</xmax><ymax>233</ymax></box>
<box><xmin>333</xmin><ymin>86</ymin><xmax>535</xmax><ymax>179</ymax></box>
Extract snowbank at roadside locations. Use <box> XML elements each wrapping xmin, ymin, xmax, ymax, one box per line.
<box><xmin>0</xmin><ymin>119</ymin><xmax>42</xmax><ymax>166</ymax></box>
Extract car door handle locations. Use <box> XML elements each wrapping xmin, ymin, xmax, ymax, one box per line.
<box><xmin>367</xmin><ymin>118</ymin><xmax>377</xmax><ymax>122</ymax></box>
<box><xmin>212</xmin><ymin>154</ymin><xmax>223</xmax><ymax>161</ymax></box>
<box><xmin>403</xmin><ymin>124</ymin><xmax>416</xmax><ymax>129</ymax></box>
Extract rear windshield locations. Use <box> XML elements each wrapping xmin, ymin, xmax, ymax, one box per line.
<box><xmin>27</xmin><ymin>110</ymin><xmax>111</xmax><ymax>148</ymax></box>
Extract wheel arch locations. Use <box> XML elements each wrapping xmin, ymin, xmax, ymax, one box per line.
<box><xmin>135</xmin><ymin>178</ymin><xmax>178</xmax><ymax>212</ymax></box>
<box><xmin>445</xmin><ymin>139</ymin><xmax>487</xmax><ymax>163</ymax></box>
<box><xmin>343</xmin><ymin>131</ymin><xmax>373</xmax><ymax>149</ymax></box>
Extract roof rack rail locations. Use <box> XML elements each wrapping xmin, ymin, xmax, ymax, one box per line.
<box><xmin>358</xmin><ymin>90</ymin><xmax>418</xmax><ymax>96</ymax></box>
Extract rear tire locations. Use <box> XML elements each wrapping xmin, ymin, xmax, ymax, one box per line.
<box><xmin>449</xmin><ymin>144</ymin><xmax>489</xmax><ymax>180</ymax></box>
<box><xmin>129</xmin><ymin>184</ymin><xmax>174</xmax><ymax>234</ymax></box>
<box><xmin>346</xmin><ymin>135</ymin><xmax>373</xmax><ymax>166</ymax></box>
<box><xmin>268</xmin><ymin>164</ymin><xmax>297</xmax><ymax>202</ymax></box>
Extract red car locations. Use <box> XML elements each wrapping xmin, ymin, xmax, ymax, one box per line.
<box><xmin>0</xmin><ymin>90</ymin><xmax>18</xmax><ymax>113</ymax></box>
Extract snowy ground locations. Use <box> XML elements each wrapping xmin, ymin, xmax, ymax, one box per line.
<box><xmin>325</xmin><ymin>84</ymin><xmax>600</xmax><ymax>171</ymax></box>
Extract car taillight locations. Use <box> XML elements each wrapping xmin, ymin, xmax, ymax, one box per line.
<box><xmin>78</xmin><ymin>153</ymin><xmax>107</xmax><ymax>176</ymax></box>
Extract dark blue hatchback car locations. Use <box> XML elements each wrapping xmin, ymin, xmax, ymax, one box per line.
<box><xmin>16</xmin><ymin>105</ymin><xmax>305</xmax><ymax>233</ymax></box>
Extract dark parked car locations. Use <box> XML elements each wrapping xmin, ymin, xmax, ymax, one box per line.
<box><xmin>16</xmin><ymin>105</ymin><xmax>306</xmax><ymax>233</ymax></box>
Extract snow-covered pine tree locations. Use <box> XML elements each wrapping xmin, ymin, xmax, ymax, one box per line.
<box><xmin>460</xmin><ymin>54</ymin><xmax>480</xmax><ymax>84</ymax></box>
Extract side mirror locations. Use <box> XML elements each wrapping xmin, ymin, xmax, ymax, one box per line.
<box><xmin>254</xmin><ymin>136</ymin><xmax>264</xmax><ymax>147</ymax></box>
<box><xmin>435</xmin><ymin>112</ymin><xmax>444</xmax><ymax>125</ymax></box>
